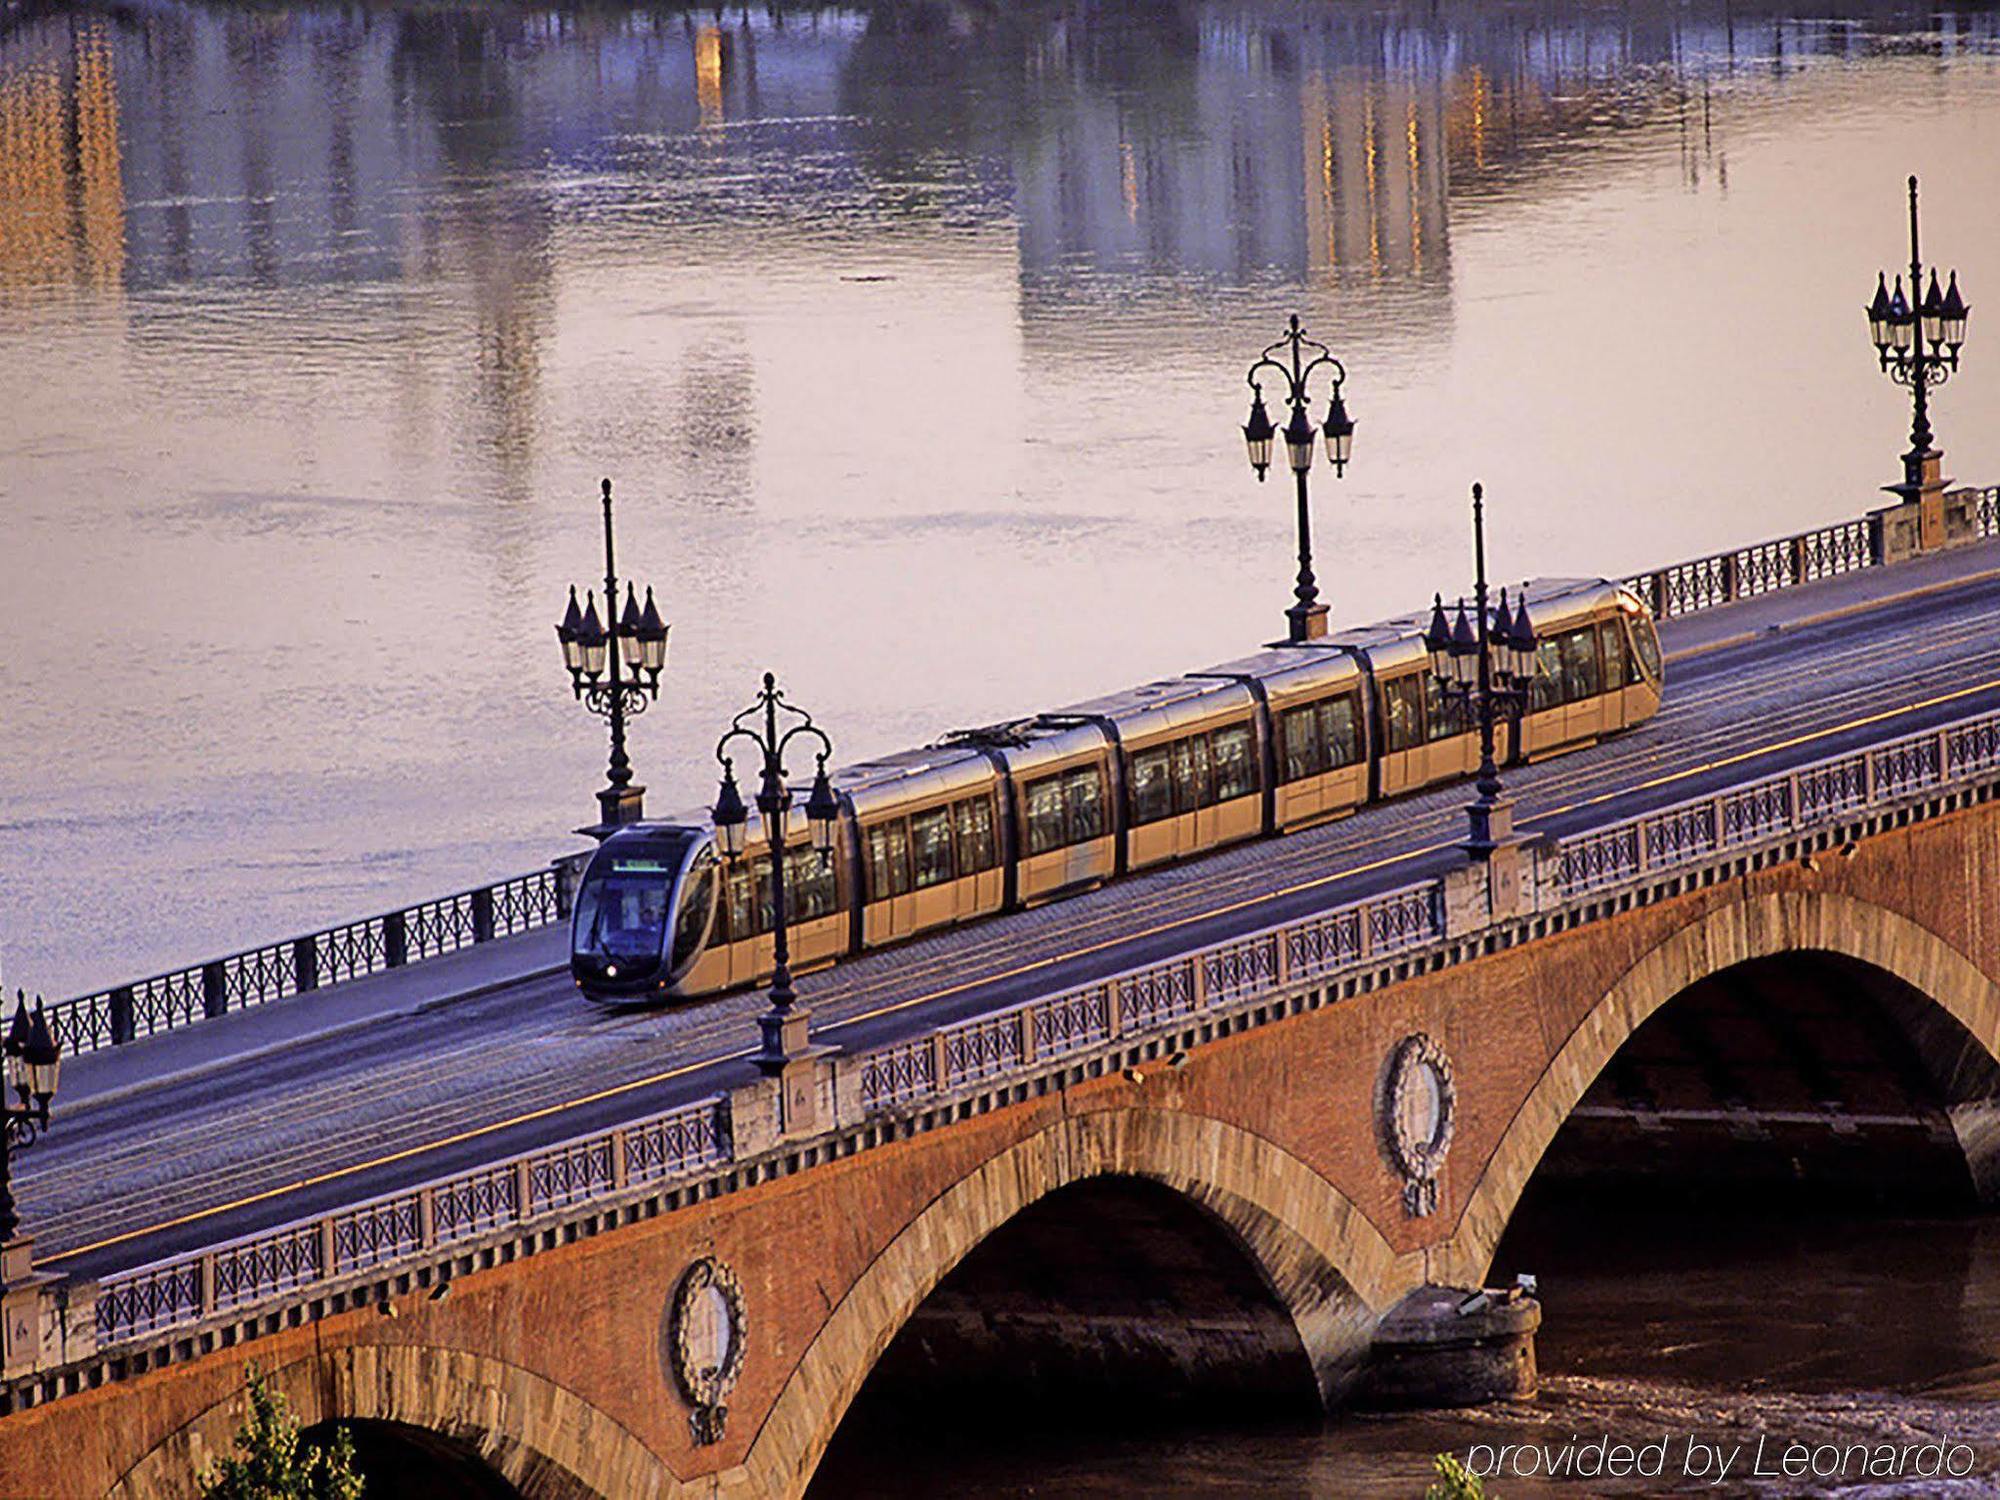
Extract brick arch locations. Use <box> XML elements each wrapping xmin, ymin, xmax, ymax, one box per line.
<box><xmin>1441</xmin><ymin>890</ymin><xmax>2000</xmax><ymax>1287</ymax></box>
<box><xmin>107</xmin><ymin>1344</ymin><xmax>675</xmax><ymax>1500</ymax></box>
<box><xmin>718</xmin><ymin>1106</ymin><xmax>1421</xmax><ymax>1500</ymax></box>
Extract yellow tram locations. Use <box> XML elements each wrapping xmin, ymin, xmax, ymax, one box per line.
<box><xmin>570</xmin><ymin>579</ymin><xmax>1664</xmax><ymax>1001</ymax></box>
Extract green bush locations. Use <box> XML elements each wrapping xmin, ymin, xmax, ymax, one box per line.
<box><xmin>200</xmin><ymin>1367</ymin><xmax>364</xmax><ymax>1500</ymax></box>
<box><xmin>1426</xmin><ymin>1452</ymin><xmax>1492</xmax><ymax>1500</ymax></box>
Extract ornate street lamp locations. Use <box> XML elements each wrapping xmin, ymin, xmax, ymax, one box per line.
<box><xmin>1</xmin><ymin>990</ymin><xmax>62</xmax><ymax>1258</ymax></box>
<box><xmin>711</xmin><ymin>673</ymin><xmax>838</xmax><ymax>1072</ymax></box>
<box><xmin>556</xmin><ymin>479</ymin><xmax>670</xmax><ymax>836</ymax></box>
<box><xmin>1240</xmin><ymin>314</ymin><xmax>1356</xmax><ymax>643</ymax></box>
<box><xmin>1424</xmin><ymin>483</ymin><xmax>1537</xmax><ymax>861</ymax></box>
<box><xmin>1865</xmin><ymin>175</ymin><xmax>1970</xmax><ymax>512</ymax></box>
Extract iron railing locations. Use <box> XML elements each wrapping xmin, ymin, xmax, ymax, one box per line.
<box><xmin>1546</xmin><ymin>708</ymin><xmax>2000</xmax><ymax>902</ymax></box>
<box><xmin>1976</xmin><ymin>485</ymin><xmax>2000</xmax><ymax>539</ymax></box>
<box><xmin>47</xmin><ymin>866</ymin><xmax>570</xmax><ymax>1057</ymax></box>
<box><xmin>854</xmin><ymin>880</ymin><xmax>1446</xmax><ymax>1115</ymax></box>
<box><xmin>93</xmin><ymin>1094</ymin><xmax>729</xmax><ymax>1346</ymax></box>
<box><xmin>1624</xmin><ymin>517</ymin><xmax>1876</xmax><ymax>619</ymax></box>
<box><xmin>1623</xmin><ymin>486</ymin><xmax>1999</xmax><ymax>621</ymax></box>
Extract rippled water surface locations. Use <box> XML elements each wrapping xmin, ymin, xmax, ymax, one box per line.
<box><xmin>810</xmin><ymin>1203</ymin><xmax>2000</xmax><ymax>1497</ymax></box>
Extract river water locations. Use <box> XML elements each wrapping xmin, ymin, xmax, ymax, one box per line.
<box><xmin>4</xmin><ymin>3</ymin><xmax>2000</xmax><ymax>1492</ymax></box>
<box><xmin>808</xmin><ymin>1200</ymin><xmax>2000</xmax><ymax>1497</ymax></box>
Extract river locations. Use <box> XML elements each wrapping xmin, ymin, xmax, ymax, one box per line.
<box><xmin>810</xmin><ymin>1199</ymin><xmax>2000</xmax><ymax>1496</ymax></box>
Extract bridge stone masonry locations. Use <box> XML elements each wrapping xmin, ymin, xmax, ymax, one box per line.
<box><xmin>3</xmin><ymin>493</ymin><xmax>2000</xmax><ymax>1498</ymax></box>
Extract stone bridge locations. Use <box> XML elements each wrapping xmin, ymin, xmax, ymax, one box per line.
<box><xmin>5</xmin><ymin>695</ymin><xmax>2000</xmax><ymax>1498</ymax></box>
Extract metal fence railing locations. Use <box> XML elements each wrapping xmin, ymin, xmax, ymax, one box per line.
<box><xmin>94</xmin><ymin>1094</ymin><xmax>729</xmax><ymax>1346</ymax></box>
<box><xmin>47</xmin><ymin>866</ymin><xmax>569</xmax><ymax>1057</ymax></box>
<box><xmin>1622</xmin><ymin>485</ymin><xmax>2000</xmax><ymax>622</ymax></box>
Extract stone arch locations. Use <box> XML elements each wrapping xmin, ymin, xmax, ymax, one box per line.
<box><xmin>726</xmin><ymin>1106</ymin><xmax>1420</xmax><ymax>1500</ymax></box>
<box><xmin>108</xmin><ymin>1344</ymin><xmax>676</xmax><ymax>1500</ymax></box>
<box><xmin>1441</xmin><ymin>890</ymin><xmax>2000</xmax><ymax>1287</ymax></box>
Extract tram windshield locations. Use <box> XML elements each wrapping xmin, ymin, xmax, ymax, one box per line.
<box><xmin>573</xmin><ymin>847</ymin><xmax>683</xmax><ymax>960</ymax></box>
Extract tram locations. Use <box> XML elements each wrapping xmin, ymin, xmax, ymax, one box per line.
<box><xmin>569</xmin><ymin>578</ymin><xmax>1665</xmax><ymax>1002</ymax></box>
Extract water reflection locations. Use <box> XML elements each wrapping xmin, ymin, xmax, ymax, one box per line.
<box><xmin>11</xmin><ymin>2</ymin><xmax>1995</xmax><ymax>303</ymax></box>
<box><xmin>0</xmin><ymin>16</ymin><xmax>123</xmax><ymax>292</ymax></box>
<box><xmin>0</xmin><ymin>0</ymin><xmax>1997</xmax><ymax>1004</ymax></box>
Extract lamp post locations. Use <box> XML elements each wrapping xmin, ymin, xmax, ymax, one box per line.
<box><xmin>711</xmin><ymin>673</ymin><xmax>840</xmax><ymax>1072</ymax></box>
<box><xmin>1423</xmin><ymin>483</ymin><xmax>1538</xmax><ymax>865</ymax></box>
<box><xmin>1</xmin><ymin>991</ymin><xmax>62</xmax><ymax>1268</ymax></box>
<box><xmin>1865</xmin><ymin>175</ymin><xmax>1970</xmax><ymax>530</ymax></box>
<box><xmin>1240</xmin><ymin>314</ymin><xmax>1356</xmax><ymax>643</ymax></box>
<box><xmin>555</xmin><ymin>478</ymin><xmax>670</xmax><ymax>836</ymax></box>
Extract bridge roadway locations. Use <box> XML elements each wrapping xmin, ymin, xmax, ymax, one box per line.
<box><xmin>25</xmin><ymin>542</ymin><xmax>2000</xmax><ymax>1290</ymax></box>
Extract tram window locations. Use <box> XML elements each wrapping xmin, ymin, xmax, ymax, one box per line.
<box><xmin>671</xmin><ymin>851</ymin><xmax>716</xmax><ymax>965</ymax></box>
<box><xmin>1282</xmin><ymin>696</ymin><xmax>1360</xmax><ymax>781</ymax></box>
<box><xmin>1279</xmin><ymin>705</ymin><xmax>1319</xmax><ymax>781</ymax></box>
<box><xmin>787</xmin><ymin>845</ymin><xmax>838</xmax><ymax>919</ymax></box>
<box><xmin>1629</xmin><ymin>613</ymin><xmax>1663</xmax><ymax>681</ymax></box>
<box><xmin>1529</xmin><ymin>639</ymin><xmax>1563</xmax><ymax>712</ymax></box>
<box><xmin>723</xmin><ymin>860</ymin><xmax>756</xmax><ymax>941</ymax></box>
<box><xmin>866</xmin><ymin>820</ymin><xmax>913</xmax><ymax>899</ymax></box>
<box><xmin>1027</xmin><ymin>766</ymin><xmax>1108</xmax><ymax>851</ymax></box>
<box><xmin>1025</xmin><ymin>776</ymin><xmax>1067</xmax><ymax>854</ymax></box>
<box><xmin>1559</xmin><ymin>628</ymin><xmax>1601</xmax><ymax>701</ymax></box>
<box><xmin>753</xmin><ymin>858</ymin><xmax>776</xmax><ymax>933</ymax></box>
<box><xmin>1322</xmin><ymin>695</ymin><xmax>1360</xmax><ymax>768</ymax></box>
<box><xmin>911</xmin><ymin>807</ymin><xmax>956</xmax><ymax>889</ymax></box>
<box><xmin>953</xmin><ymin>796</ymin><xmax>999</xmax><ymax>872</ymax></box>
<box><xmin>1212</xmin><ymin>723</ymin><xmax>1256</xmax><ymax>801</ymax></box>
<box><xmin>1424</xmin><ymin>675</ymin><xmax>1461</xmax><ymax>742</ymax></box>
<box><xmin>1170</xmin><ymin>734</ymin><xmax>1213</xmax><ymax>812</ymax></box>
<box><xmin>1064</xmin><ymin>765</ymin><xmax>1106</xmax><ymax>842</ymax></box>
<box><xmin>1129</xmin><ymin>746</ymin><xmax>1174</xmax><ymax>824</ymax></box>
<box><xmin>1598</xmin><ymin>620</ymin><xmax>1633</xmax><ymax>688</ymax></box>
<box><xmin>1384</xmin><ymin>675</ymin><xmax>1426</xmax><ymax>752</ymax></box>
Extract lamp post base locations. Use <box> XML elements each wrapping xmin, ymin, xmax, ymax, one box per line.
<box><xmin>1285</xmin><ymin>601</ymin><xmax>1330</xmax><ymax>643</ymax></box>
<box><xmin>757</xmin><ymin>1007</ymin><xmax>814</xmax><ymax>1073</ymax></box>
<box><xmin>1462</xmin><ymin>795</ymin><xmax>1525</xmax><ymax>919</ymax></box>
<box><xmin>756</xmin><ymin>1008</ymin><xmax>830</xmax><ymax>1139</ymax></box>
<box><xmin>577</xmin><ymin>782</ymin><xmax>647</xmax><ymax>841</ymax></box>
<box><xmin>1872</xmin><ymin>446</ymin><xmax>1954</xmax><ymax>559</ymax></box>
<box><xmin>1</xmin><ymin>1235</ymin><xmax>61</xmax><ymax>1380</ymax></box>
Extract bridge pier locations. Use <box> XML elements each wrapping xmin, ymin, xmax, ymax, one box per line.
<box><xmin>1358</xmin><ymin>1285</ymin><xmax>1540</xmax><ymax>1408</ymax></box>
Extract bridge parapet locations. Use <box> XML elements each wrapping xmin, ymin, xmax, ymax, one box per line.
<box><xmin>10</xmin><ymin>699</ymin><xmax>1995</xmax><ymax>1410</ymax></box>
<box><xmin>43</xmin><ymin>863</ymin><xmax>576</xmax><ymax>1057</ymax></box>
<box><xmin>1622</xmin><ymin>483</ymin><xmax>1998</xmax><ymax>618</ymax></box>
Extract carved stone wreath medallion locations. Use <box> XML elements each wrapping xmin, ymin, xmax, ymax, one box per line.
<box><xmin>1382</xmin><ymin>1032</ymin><xmax>1455</xmax><ymax>1218</ymax></box>
<box><xmin>670</xmin><ymin>1257</ymin><xmax>746</xmax><ymax>1445</ymax></box>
